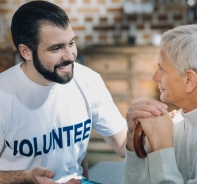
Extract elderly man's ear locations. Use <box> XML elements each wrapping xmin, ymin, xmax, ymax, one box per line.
<box><xmin>185</xmin><ymin>69</ymin><xmax>197</xmax><ymax>93</ymax></box>
<box><xmin>18</xmin><ymin>44</ymin><xmax>33</xmax><ymax>61</ymax></box>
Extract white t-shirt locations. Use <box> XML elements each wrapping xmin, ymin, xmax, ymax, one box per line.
<box><xmin>0</xmin><ymin>62</ymin><xmax>126</xmax><ymax>182</ymax></box>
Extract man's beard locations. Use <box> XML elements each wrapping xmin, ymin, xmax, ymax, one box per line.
<box><xmin>32</xmin><ymin>51</ymin><xmax>74</xmax><ymax>84</ymax></box>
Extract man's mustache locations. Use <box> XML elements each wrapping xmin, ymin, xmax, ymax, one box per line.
<box><xmin>54</xmin><ymin>61</ymin><xmax>74</xmax><ymax>69</ymax></box>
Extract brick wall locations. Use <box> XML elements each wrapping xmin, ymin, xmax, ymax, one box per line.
<box><xmin>0</xmin><ymin>0</ymin><xmax>186</xmax><ymax>116</ymax></box>
<box><xmin>0</xmin><ymin>0</ymin><xmax>196</xmax><ymax>49</ymax></box>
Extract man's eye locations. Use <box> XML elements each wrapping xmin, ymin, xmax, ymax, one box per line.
<box><xmin>50</xmin><ymin>47</ymin><xmax>60</xmax><ymax>52</ymax></box>
<box><xmin>69</xmin><ymin>41</ymin><xmax>75</xmax><ymax>46</ymax></box>
<box><xmin>52</xmin><ymin>47</ymin><xmax>59</xmax><ymax>51</ymax></box>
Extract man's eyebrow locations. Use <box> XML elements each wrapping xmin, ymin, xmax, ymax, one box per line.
<box><xmin>46</xmin><ymin>36</ymin><xmax>76</xmax><ymax>51</ymax></box>
<box><xmin>71</xmin><ymin>36</ymin><xmax>76</xmax><ymax>42</ymax></box>
<box><xmin>46</xmin><ymin>43</ymin><xmax>65</xmax><ymax>51</ymax></box>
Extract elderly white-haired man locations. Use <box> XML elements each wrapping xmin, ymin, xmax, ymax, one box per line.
<box><xmin>125</xmin><ymin>24</ymin><xmax>197</xmax><ymax>184</ymax></box>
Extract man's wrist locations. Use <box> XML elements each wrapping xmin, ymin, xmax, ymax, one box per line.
<box><xmin>126</xmin><ymin>131</ymin><xmax>135</xmax><ymax>151</ymax></box>
<box><xmin>150</xmin><ymin>138</ymin><xmax>173</xmax><ymax>152</ymax></box>
<box><xmin>24</xmin><ymin>170</ymin><xmax>34</xmax><ymax>184</ymax></box>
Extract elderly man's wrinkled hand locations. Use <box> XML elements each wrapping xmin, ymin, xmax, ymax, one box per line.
<box><xmin>126</xmin><ymin>99</ymin><xmax>168</xmax><ymax>152</ymax></box>
<box><xmin>138</xmin><ymin>112</ymin><xmax>173</xmax><ymax>152</ymax></box>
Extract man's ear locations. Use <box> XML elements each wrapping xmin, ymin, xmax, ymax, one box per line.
<box><xmin>18</xmin><ymin>44</ymin><xmax>32</xmax><ymax>61</ymax></box>
<box><xmin>185</xmin><ymin>69</ymin><xmax>197</xmax><ymax>93</ymax></box>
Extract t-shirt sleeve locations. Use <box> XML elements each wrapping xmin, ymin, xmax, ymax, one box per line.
<box><xmin>90</xmin><ymin>74</ymin><xmax>127</xmax><ymax>136</ymax></box>
<box><xmin>73</xmin><ymin>63</ymin><xmax>127</xmax><ymax>137</ymax></box>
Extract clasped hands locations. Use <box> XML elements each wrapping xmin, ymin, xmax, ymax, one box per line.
<box><xmin>126</xmin><ymin>99</ymin><xmax>174</xmax><ymax>157</ymax></box>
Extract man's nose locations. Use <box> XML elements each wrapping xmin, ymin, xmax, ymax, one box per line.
<box><xmin>62</xmin><ymin>48</ymin><xmax>75</xmax><ymax>61</ymax></box>
<box><xmin>152</xmin><ymin>69</ymin><xmax>161</xmax><ymax>83</ymax></box>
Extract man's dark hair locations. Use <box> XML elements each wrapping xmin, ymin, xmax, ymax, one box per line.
<box><xmin>11</xmin><ymin>0</ymin><xmax>70</xmax><ymax>54</ymax></box>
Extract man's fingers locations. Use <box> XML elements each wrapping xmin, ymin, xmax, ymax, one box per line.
<box><xmin>126</xmin><ymin>111</ymin><xmax>152</xmax><ymax>121</ymax></box>
<box><xmin>34</xmin><ymin>166</ymin><xmax>55</xmax><ymax>179</ymax></box>
<box><xmin>40</xmin><ymin>169</ymin><xmax>54</xmax><ymax>179</ymax></box>
<box><xmin>126</xmin><ymin>104</ymin><xmax>168</xmax><ymax>121</ymax></box>
<box><xmin>145</xmin><ymin>99</ymin><xmax>168</xmax><ymax>115</ymax></box>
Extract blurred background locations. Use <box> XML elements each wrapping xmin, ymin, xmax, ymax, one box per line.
<box><xmin>0</xmin><ymin>0</ymin><xmax>194</xmax><ymax>168</ymax></box>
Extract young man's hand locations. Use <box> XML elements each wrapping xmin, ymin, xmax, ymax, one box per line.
<box><xmin>28</xmin><ymin>167</ymin><xmax>81</xmax><ymax>184</ymax></box>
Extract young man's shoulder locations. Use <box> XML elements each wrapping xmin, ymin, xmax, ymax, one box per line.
<box><xmin>74</xmin><ymin>62</ymin><xmax>100</xmax><ymax>79</ymax></box>
<box><xmin>0</xmin><ymin>64</ymin><xmax>19</xmax><ymax>83</ymax></box>
<box><xmin>73</xmin><ymin>62</ymin><xmax>104</xmax><ymax>92</ymax></box>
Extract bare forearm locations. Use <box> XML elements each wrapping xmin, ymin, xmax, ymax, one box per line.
<box><xmin>126</xmin><ymin>130</ymin><xmax>135</xmax><ymax>152</ymax></box>
<box><xmin>103</xmin><ymin>127</ymin><xmax>128</xmax><ymax>158</ymax></box>
<box><xmin>0</xmin><ymin>170</ymin><xmax>33</xmax><ymax>184</ymax></box>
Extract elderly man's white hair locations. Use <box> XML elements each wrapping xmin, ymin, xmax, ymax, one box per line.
<box><xmin>161</xmin><ymin>24</ymin><xmax>197</xmax><ymax>75</ymax></box>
